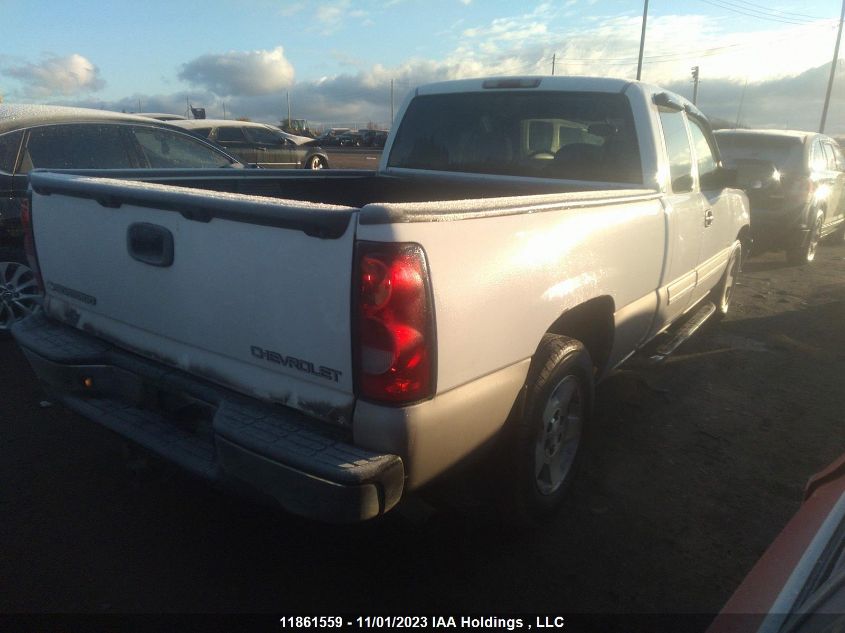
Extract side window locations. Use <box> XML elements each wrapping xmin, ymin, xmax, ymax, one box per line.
<box><xmin>25</xmin><ymin>124</ymin><xmax>135</xmax><ymax>170</ymax></box>
<box><xmin>687</xmin><ymin>118</ymin><xmax>719</xmax><ymax>184</ymax></box>
<box><xmin>811</xmin><ymin>140</ymin><xmax>827</xmax><ymax>172</ymax></box>
<box><xmin>216</xmin><ymin>127</ymin><xmax>247</xmax><ymax>143</ymax></box>
<box><xmin>658</xmin><ymin>109</ymin><xmax>693</xmax><ymax>193</ymax></box>
<box><xmin>0</xmin><ymin>131</ymin><xmax>24</xmax><ymax>173</ymax></box>
<box><xmin>130</xmin><ymin>126</ymin><xmax>233</xmax><ymax>168</ymax></box>
<box><xmin>833</xmin><ymin>144</ymin><xmax>845</xmax><ymax>171</ymax></box>
<box><xmin>822</xmin><ymin>143</ymin><xmax>838</xmax><ymax>171</ymax></box>
<box><xmin>247</xmin><ymin>127</ymin><xmax>283</xmax><ymax>145</ymax></box>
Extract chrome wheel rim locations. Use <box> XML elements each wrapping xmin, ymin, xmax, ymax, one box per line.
<box><xmin>311</xmin><ymin>157</ymin><xmax>323</xmax><ymax>169</ymax></box>
<box><xmin>808</xmin><ymin>217</ymin><xmax>822</xmax><ymax>262</ymax></box>
<box><xmin>0</xmin><ymin>261</ymin><xmax>41</xmax><ymax>331</ymax></box>
<box><xmin>722</xmin><ymin>251</ymin><xmax>739</xmax><ymax>310</ymax></box>
<box><xmin>534</xmin><ymin>375</ymin><xmax>583</xmax><ymax>495</ymax></box>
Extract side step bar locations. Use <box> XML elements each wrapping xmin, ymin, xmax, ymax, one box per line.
<box><xmin>649</xmin><ymin>301</ymin><xmax>717</xmax><ymax>362</ymax></box>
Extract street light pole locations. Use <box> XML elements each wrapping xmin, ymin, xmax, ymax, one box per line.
<box><xmin>820</xmin><ymin>0</ymin><xmax>845</xmax><ymax>133</ymax></box>
<box><xmin>636</xmin><ymin>0</ymin><xmax>649</xmax><ymax>80</ymax></box>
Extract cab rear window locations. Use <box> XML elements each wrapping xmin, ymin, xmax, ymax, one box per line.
<box><xmin>387</xmin><ymin>91</ymin><xmax>642</xmax><ymax>184</ymax></box>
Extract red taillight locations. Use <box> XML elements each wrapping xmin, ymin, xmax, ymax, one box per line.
<box><xmin>354</xmin><ymin>242</ymin><xmax>435</xmax><ymax>404</ymax></box>
<box><xmin>19</xmin><ymin>196</ymin><xmax>44</xmax><ymax>292</ymax></box>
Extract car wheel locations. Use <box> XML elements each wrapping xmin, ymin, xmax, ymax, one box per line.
<box><xmin>786</xmin><ymin>211</ymin><xmax>823</xmax><ymax>266</ymax></box>
<box><xmin>710</xmin><ymin>241</ymin><xmax>741</xmax><ymax>319</ymax></box>
<box><xmin>505</xmin><ymin>334</ymin><xmax>593</xmax><ymax>523</ymax></box>
<box><xmin>0</xmin><ymin>260</ymin><xmax>41</xmax><ymax>337</ymax></box>
<box><xmin>307</xmin><ymin>155</ymin><xmax>327</xmax><ymax>170</ymax></box>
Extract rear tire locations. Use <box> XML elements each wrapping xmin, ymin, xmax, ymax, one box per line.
<box><xmin>710</xmin><ymin>241</ymin><xmax>741</xmax><ymax>320</ymax></box>
<box><xmin>307</xmin><ymin>155</ymin><xmax>327</xmax><ymax>169</ymax></box>
<box><xmin>504</xmin><ymin>334</ymin><xmax>594</xmax><ymax>524</ymax></box>
<box><xmin>786</xmin><ymin>211</ymin><xmax>823</xmax><ymax>266</ymax></box>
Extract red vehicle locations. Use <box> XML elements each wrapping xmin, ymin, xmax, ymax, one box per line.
<box><xmin>709</xmin><ymin>453</ymin><xmax>845</xmax><ymax>633</ymax></box>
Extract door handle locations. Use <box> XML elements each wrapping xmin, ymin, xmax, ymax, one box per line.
<box><xmin>127</xmin><ymin>223</ymin><xmax>174</xmax><ymax>267</ymax></box>
<box><xmin>704</xmin><ymin>208</ymin><xmax>714</xmax><ymax>228</ymax></box>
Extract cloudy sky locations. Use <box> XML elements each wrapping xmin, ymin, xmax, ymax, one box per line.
<box><xmin>2</xmin><ymin>0</ymin><xmax>845</xmax><ymax>133</ymax></box>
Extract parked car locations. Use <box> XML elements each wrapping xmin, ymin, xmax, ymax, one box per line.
<box><xmin>708</xmin><ymin>452</ymin><xmax>845</xmax><ymax>633</ymax></box>
<box><xmin>0</xmin><ymin>104</ymin><xmax>243</xmax><ymax>335</ymax></box>
<box><xmin>337</xmin><ymin>132</ymin><xmax>364</xmax><ymax>147</ymax></box>
<box><xmin>12</xmin><ymin>76</ymin><xmax>749</xmax><ymax>523</ymax></box>
<box><xmin>714</xmin><ymin>129</ymin><xmax>845</xmax><ymax>265</ymax></box>
<box><xmin>314</xmin><ymin>129</ymin><xmax>350</xmax><ymax>147</ymax></box>
<box><xmin>361</xmin><ymin>129</ymin><xmax>388</xmax><ymax>148</ymax></box>
<box><xmin>172</xmin><ymin>120</ymin><xmax>330</xmax><ymax>169</ymax></box>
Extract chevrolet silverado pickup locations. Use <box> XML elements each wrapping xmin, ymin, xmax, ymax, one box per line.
<box><xmin>12</xmin><ymin>76</ymin><xmax>750</xmax><ymax>523</ymax></box>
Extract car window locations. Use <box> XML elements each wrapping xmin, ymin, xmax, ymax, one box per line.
<box><xmin>834</xmin><ymin>144</ymin><xmax>845</xmax><ymax>171</ymax></box>
<box><xmin>130</xmin><ymin>126</ymin><xmax>234</xmax><ymax>168</ymax></box>
<box><xmin>24</xmin><ymin>124</ymin><xmax>136</xmax><ymax>171</ymax></box>
<box><xmin>812</xmin><ymin>140</ymin><xmax>828</xmax><ymax>172</ymax></box>
<box><xmin>658</xmin><ymin>109</ymin><xmax>693</xmax><ymax>193</ymax></box>
<box><xmin>247</xmin><ymin>127</ymin><xmax>284</xmax><ymax>145</ymax></box>
<box><xmin>823</xmin><ymin>143</ymin><xmax>838</xmax><ymax>171</ymax></box>
<box><xmin>716</xmin><ymin>134</ymin><xmax>804</xmax><ymax>172</ymax></box>
<box><xmin>188</xmin><ymin>127</ymin><xmax>213</xmax><ymax>139</ymax></box>
<box><xmin>0</xmin><ymin>130</ymin><xmax>23</xmax><ymax>174</ymax></box>
<box><xmin>688</xmin><ymin>117</ymin><xmax>718</xmax><ymax>183</ymax></box>
<box><xmin>216</xmin><ymin>127</ymin><xmax>248</xmax><ymax>142</ymax></box>
<box><xmin>388</xmin><ymin>91</ymin><xmax>642</xmax><ymax>183</ymax></box>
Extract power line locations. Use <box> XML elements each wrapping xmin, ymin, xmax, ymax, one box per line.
<box><xmin>726</xmin><ymin>0</ymin><xmax>831</xmax><ymax>21</ymax></box>
<box><xmin>696</xmin><ymin>0</ymin><xmax>826</xmax><ymax>25</ymax></box>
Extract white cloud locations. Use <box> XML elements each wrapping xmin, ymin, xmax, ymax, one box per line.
<box><xmin>178</xmin><ymin>47</ymin><xmax>295</xmax><ymax>96</ymax></box>
<box><xmin>3</xmin><ymin>53</ymin><xmax>105</xmax><ymax>98</ymax></box>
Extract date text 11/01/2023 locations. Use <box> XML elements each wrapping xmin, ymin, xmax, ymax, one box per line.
<box><xmin>278</xmin><ymin>616</ymin><xmax>567</xmax><ymax>629</ymax></box>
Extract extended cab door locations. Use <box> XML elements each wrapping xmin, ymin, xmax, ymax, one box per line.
<box><xmin>688</xmin><ymin>115</ymin><xmax>736</xmax><ymax>304</ymax></box>
<box><xmin>655</xmin><ymin>107</ymin><xmax>705</xmax><ymax>328</ymax></box>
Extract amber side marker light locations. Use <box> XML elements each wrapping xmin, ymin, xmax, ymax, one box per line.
<box><xmin>82</xmin><ymin>377</ymin><xmax>94</xmax><ymax>389</ymax></box>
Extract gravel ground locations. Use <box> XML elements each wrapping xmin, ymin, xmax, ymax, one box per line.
<box><xmin>1</xmin><ymin>241</ymin><xmax>844</xmax><ymax>619</ymax></box>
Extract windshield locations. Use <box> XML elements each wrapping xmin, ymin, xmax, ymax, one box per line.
<box><xmin>716</xmin><ymin>134</ymin><xmax>804</xmax><ymax>171</ymax></box>
<box><xmin>387</xmin><ymin>91</ymin><xmax>642</xmax><ymax>184</ymax></box>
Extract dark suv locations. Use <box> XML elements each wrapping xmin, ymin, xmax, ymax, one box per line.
<box><xmin>0</xmin><ymin>104</ymin><xmax>242</xmax><ymax>334</ymax></box>
<box><xmin>172</xmin><ymin>120</ymin><xmax>330</xmax><ymax>169</ymax></box>
<box><xmin>715</xmin><ymin>129</ymin><xmax>845</xmax><ymax>265</ymax></box>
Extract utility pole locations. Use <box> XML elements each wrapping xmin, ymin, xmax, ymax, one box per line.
<box><xmin>820</xmin><ymin>0</ymin><xmax>845</xmax><ymax>133</ymax></box>
<box><xmin>286</xmin><ymin>91</ymin><xmax>292</xmax><ymax>129</ymax></box>
<box><xmin>636</xmin><ymin>0</ymin><xmax>649</xmax><ymax>80</ymax></box>
<box><xmin>390</xmin><ymin>79</ymin><xmax>394</xmax><ymax>125</ymax></box>
<box><xmin>223</xmin><ymin>103</ymin><xmax>226</xmax><ymax>119</ymax></box>
<box><xmin>691</xmin><ymin>66</ymin><xmax>700</xmax><ymax>105</ymax></box>
<box><xmin>551</xmin><ymin>53</ymin><xmax>556</xmax><ymax>76</ymax></box>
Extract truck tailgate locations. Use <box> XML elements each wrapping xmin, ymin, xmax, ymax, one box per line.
<box><xmin>29</xmin><ymin>172</ymin><xmax>358</xmax><ymax>425</ymax></box>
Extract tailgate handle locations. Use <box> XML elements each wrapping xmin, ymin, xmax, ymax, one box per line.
<box><xmin>127</xmin><ymin>223</ymin><xmax>174</xmax><ymax>267</ymax></box>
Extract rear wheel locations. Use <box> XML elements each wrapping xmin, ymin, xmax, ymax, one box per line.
<box><xmin>307</xmin><ymin>155</ymin><xmax>327</xmax><ymax>169</ymax></box>
<box><xmin>786</xmin><ymin>211</ymin><xmax>823</xmax><ymax>266</ymax></box>
<box><xmin>710</xmin><ymin>242</ymin><xmax>741</xmax><ymax>319</ymax></box>
<box><xmin>505</xmin><ymin>334</ymin><xmax>594</xmax><ymax>523</ymax></box>
<box><xmin>0</xmin><ymin>260</ymin><xmax>41</xmax><ymax>337</ymax></box>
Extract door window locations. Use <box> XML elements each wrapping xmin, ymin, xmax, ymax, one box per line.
<box><xmin>131</xmin><ymin>126</ymin><xmax>234</xmax><ymax>168</ymax></box>
<box><xmin>823</xmin><ymin>143</ymin><xmax>838</xmax><ymax>171</ymax></box>
<box><xmin>25</xmin><ymin>124</ymin><xmax>136</xmax><ymax>170</ymax></box>
<box><xmin>658</xmin><ymin>110</ymin><xmax>693</xmax><ymax>193</ymax></box>
<box><xmin>247</xmin><ymin>127</ymin><xmax>284</xmax><ymax>145</ymax></box>
<box><xmin>688</xmin><ymin>118</ymin><xmax>718</xmax><ymax>185</ymax></box>
<box><xmin>216</xmin><ymin>127</ymin><xmax>248</xmax><ymax>143</ymax></box>
<box><xmin>0</xmin><ymin>131</ymin><xmax>23</xmax><ymax>174</ymax></box>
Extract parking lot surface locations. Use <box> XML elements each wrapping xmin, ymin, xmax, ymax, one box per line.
<box><xmin>2</xmin><ymin>242</ymin><xmax>845</xmax><ymax>616</ymax></box>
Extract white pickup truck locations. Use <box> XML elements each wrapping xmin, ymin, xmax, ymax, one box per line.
<box><xmin>12</xmin><ymin>76</ymin><xmax>750</xmax><ymax>522</ymax></box>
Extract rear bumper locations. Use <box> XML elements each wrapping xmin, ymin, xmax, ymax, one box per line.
<box><xmin>749</xmin><ymin>203</ymin><xmax>810</xmax><ymax>251</ymax></box>
<box><xmin>11</xmin><ymin>312</ymin><xmax>404</xmax><ymax>523</ymax></box>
